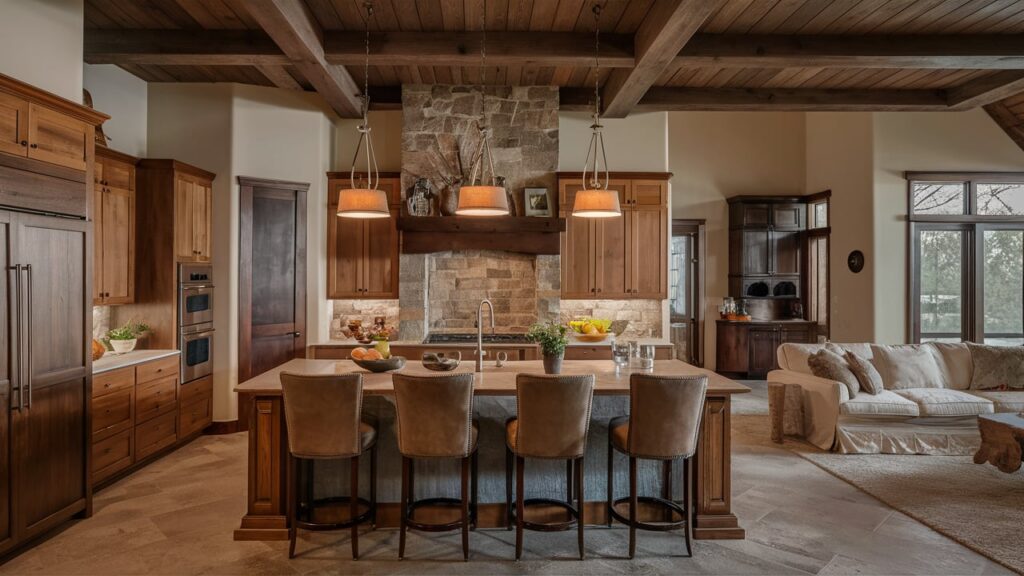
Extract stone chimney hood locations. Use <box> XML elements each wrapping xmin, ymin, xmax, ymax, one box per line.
<box><xmin>397</xmin><ymin>216</ymin><xmax>566</xmax><ymax>255</ymax></box>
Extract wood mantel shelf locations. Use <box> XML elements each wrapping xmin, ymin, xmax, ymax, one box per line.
<box><xmin>398</xmin><ymin>216</ymin><xmax>566</xmax><ymax>255</ymax></box>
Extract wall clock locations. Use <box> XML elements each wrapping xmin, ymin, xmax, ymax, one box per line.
<box><xmin>848</xmin><ymin>250</ymin><xmax>865</xmax><ymax>273</ymax></box>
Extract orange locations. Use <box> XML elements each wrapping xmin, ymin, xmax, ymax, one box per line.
<box><xmin>363</xmin><ymin>349</ymin><xmax>383</xmax><ymax>361</ymax></box>
<box><xmin>351</xmin><ymin>347</ymin><xmax>367</xmax><ymax>360</ymax></box>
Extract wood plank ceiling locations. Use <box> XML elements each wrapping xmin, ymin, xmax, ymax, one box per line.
<box><xmin>84</xmin><ymin>0</ymin><xmax>1024</xmax><ymax>126</ymax></box>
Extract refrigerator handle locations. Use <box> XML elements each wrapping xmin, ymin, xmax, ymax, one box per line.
<box><xmin>9</xmin><ymin>265</ymin><xmax>22</xmax><ymax>411</ymax></box>
<box><xmin>24</xmin><ymin>264</ymin><xmax>32</xmax><ymax>408</ymax></box>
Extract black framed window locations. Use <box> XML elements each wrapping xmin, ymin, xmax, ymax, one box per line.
<box><xmin>806</xmin><ymin>190</ymin><xmax>831</xmax><ymax>341</ymax></box>
<box><xmin>908</xmin><ymin>173</ymin><xmax>1024</xmax><ymax>345</ymax></box>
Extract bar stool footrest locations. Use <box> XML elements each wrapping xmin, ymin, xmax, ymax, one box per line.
<box><xmin>609</xmin><ymin>496</ymin><xmax>687</xmax><ymax>532</ymax></box>
<box><xmin>297</xmin><ymin>496</ymin><xmax>374</xmax><ymax>531</ymax></box>
<box><xmin>511</xmin><ymin>497</ymin><xmax>580</xmax><ymax>532</ymax></box>
<box><xmin>406</xmin><ymin>497</ymin><xmax>476</xmax><ymax>532</ymax></box>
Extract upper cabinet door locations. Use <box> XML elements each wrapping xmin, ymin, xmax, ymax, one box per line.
<box><xmin>362</xmin><ymin>209</ymin><xmax>399</xmax><ymax>298</ymax></box>
<box><xmin>771</xmin><ymin>204</ymin><xmax>806</xmax><ymax>230</ymax></box>
<box><xmin>175</xmin><ymin>176</ymin><xmax>196</xmax><ymax>261</ymax></box>
<box><xmin>26</xmin><ymin>104</ymin><xmax>90</xmax><ymax>171</ymax></box>
<box><xmin>630</xmin><ymin>208</ymin><xmax>668</xmax><ymax>298</ymax></box>
<box><xmin>192</xmin><ymin>181</ymin><xmax>212</xmax><ymax>262</ymax></box>
<box><xmin>102</xmin><ymin>157</ymin><xmax>134</xmax><ymax>191</ymax></box>
<box><xmin>630</xmin><ymin>180</ymin><xmax>667</xmax><ymax>208</ymax></box>
<box><xmin>560</xmin><ymin>217</ymin><xmax>595</xmax><ymax>298</ymax></box>
<box><xmin>92</xmin><ymin>182</ymin><xmax>105</xmax><ymax>304</ymax></box>
<box><xmin>0</xmin><ymin>92</ymin><xmax>29</xmax><ymax>158</ymax></box>
<box><xmin>101</xmin><ymin>186</ymin><xmax>134</xmax><ymax>303</ymax></box>
<box><xmin>731</xmin><ymin>203</ymin><xmax>771</xmax><ymax>228</ymax></box>
<box><xmin>595</xmin><ymin>212</ymin><xmax>629</xmax><ymax>297</ymax></box>
<box><xmin>326</xmin><ymin>180</ymin><xmax>363</xmax><ymax>299</ymax></box>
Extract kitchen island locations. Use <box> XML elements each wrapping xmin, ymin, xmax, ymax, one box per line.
<box><xmin>234</xmin><ymin>359</ymin><xmax>749</xmax><ymax>541</ymax></box>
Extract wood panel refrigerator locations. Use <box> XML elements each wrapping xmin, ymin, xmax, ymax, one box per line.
<box><xmin>1</xmin><ymin>209</ymin><xmax>91</xmax><ymax>555</ymax></box>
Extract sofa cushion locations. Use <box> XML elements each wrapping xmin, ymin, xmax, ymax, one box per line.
<box><xmin>840</xmin><ymin>391</ymin><xmax>920</xmax><ymax>417</ymax></box>
<box><xmin>969</xmin><ymin>391</ymin><xmax>1024</xmax><ymax>413</ymax></box>
<box><xmin>892</xmin><ymin>388</ymin><xmax>994</xmax><ymax>417</ymax></box>
<box><xmin>927</xmin><ymin>342</ymin><xmax>973</xmax><ymax>391</ymax></box>
<box><xmin>777</xmin><ymin>343</ymin><xmax>829</xmax><ymax>374</ymax></box>
<box><xmin>828</xmin><ymin>342</ymin><xmax>874</xmax><ymax>362</ymax></box>
<box><xmin>870</xmin><ymin>344</ymin><xmax>945</xmax><ymax>390</ymax></box>
<box><xmin>808</xmin><ymin>349</ymin><xmax>859</xmax><ymax>397</ymax></box>
<box><xmin>845</xmin><ymin>351</ymin><xmax>884</xmax><ymax>395</ymax></box>
<box><xmin>967</xmin><ymin>343</ymin><xmax>1024</xmax><ymax>390</ymax></box>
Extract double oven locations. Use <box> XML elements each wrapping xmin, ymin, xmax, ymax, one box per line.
<box><xmin>179</xmin><ymin>264</ymin><xmax>214</xmax><ymax>384</ymax></box>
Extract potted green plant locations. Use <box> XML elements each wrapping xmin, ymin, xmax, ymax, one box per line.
<box><xmin>106</xmin><ymin>320</ymin><xmax>149</xmax><ymax>354</ymax></box>
<box><xmin>526</xmin><ymin>321</ymin><xmax>569</xmax><ymax>374</ymax></box>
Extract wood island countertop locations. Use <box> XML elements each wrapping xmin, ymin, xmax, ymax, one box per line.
<box><xmin>235</xmin><ymin>358</ymin><xmax>749</xmax><ymax>396</ymax></box>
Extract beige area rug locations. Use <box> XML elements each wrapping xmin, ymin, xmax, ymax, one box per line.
<box><xmin>733</xmin><ymin>414</ymin><xmax>1024</xmax><ymax>574</ymax></box>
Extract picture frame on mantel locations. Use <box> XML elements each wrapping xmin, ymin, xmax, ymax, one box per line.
<box><xmin>524</xmin><ymin>187</ymin><xmax>552</xmax><ymax>217</ymax></box>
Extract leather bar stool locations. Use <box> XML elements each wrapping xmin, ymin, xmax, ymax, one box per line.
<box><xmin>280</xmin><ymin>372</ymin><xmax>377</xmax><ymax>560</ymax></box>
<box><xmin>607</xmin><ymin>374</ymin><xmax>708</xmax><ymax>559</ymax></box>
<box><xmin>392</xmin><ymin>373</ymin><xmax>479</xmax><ymax>561</ymax></box>
<box><xmin>505</xmin><ymin>373</ymin><xmax>595</xmax><ymax>560</ymax></box>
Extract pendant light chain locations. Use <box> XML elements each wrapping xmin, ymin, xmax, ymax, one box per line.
<box><xmin>349</xmin><ymin>1</ymin><xmax>379</xmax><ymax>192</ymax></box>
<box><xmin>583</xmin><ymin>3</ymin><xmax>609</xmax><ymax>192</ymax></box>
<box><xmin>471</xmin><ymin>0</ymin><xmax>497</xmax><ymax>188</ymax></box>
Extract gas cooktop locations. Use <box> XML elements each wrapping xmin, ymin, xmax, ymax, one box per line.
<box><xmin>423</xmin><ymin>333</ymin><xmax>533</xmax><ymax>345</ymax></box>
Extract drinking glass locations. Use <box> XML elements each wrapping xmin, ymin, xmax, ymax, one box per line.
<box><xmin>612</xmin><ymin>341</ymin><xmax>630</xmax><ymax>368</ymax></box>
<box><xmin>638</xmin><ymin>344</ymin><xmax>656</xmax><ymax>371</ymax></box>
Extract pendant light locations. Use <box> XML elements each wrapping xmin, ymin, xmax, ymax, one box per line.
<box><xmin>573</xmin><ymin>4</ymin><xmax>621</xmax><ymax>219</ymax></box>
<box><xmin>456</xmin><ymin>0</ymin><xmax>509</xmax><ymax>217</ymax></box>
<box><xmin>337</xmin><ymin>2</ymin><xmax>389</xmax><ymax>219</ymax></box>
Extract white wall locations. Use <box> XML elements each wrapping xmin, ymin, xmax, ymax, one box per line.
<box><xmin>83</xmin><ymin>64</ymin><xmax>148</xmax><ymax>157</ymax></box>
<box><xmin>0</xmin><ymin>0</ymin><xmax>83</xmax><ymax>102</ymax></box>
<box><xmin>872</xmin><ymin>108</ymin><xmax>1024</xmax><ymax>343</ymax></box>
<box><xmin>335</xmin><ymin>111</ymin><xmax>402</xmax><ymax>172</ymax></box>
<box><xmin>805</xmin><ymin>113</ymin><xmax>875</xmax><ymax>343</ymax></box>
<box><xmin>669</xmin><ymin>112</ymin><xmax>807</xmax><ymax>368</ymax></box>
<box><xmin>558</xmin><ymin>111</ymin><xmax>668</xmax><ymax>172</ymax></box>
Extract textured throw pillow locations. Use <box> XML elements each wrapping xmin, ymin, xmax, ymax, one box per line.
<box><xmin>808</xmin><ymin>349</ymin><xmax>859</xmax><ymax>398</ymax></box>
<box><xmin>869</xmin><ymin>344</ymin><xmax>944</xmax><ymax>390</ymax></box>
<box><xmin>845</xmin><ymin>351</ymin><xmax>884</xmax><ymax>395</ymax></box>
<box><xmin>926</xmin><ymin>342</ymin><xmax>973</xmax><ymax>390</ymax></box>
<box><xmin>967</xmin><ymin>343</ymin><xmax>1024</xmax><ymax>390</ymax></box>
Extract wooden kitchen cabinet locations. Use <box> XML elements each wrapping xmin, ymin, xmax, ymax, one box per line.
<box><xmin>0</xmin><ymin>90</ymin><xmax>28</xmax><ymax>157</ymax></box>
<box><xmin>93</xmin><ymin>146</ymin><xmax>136</xmax><ymax>305</ymax></box>
<box><xmin>558</xmin><ymin>174</ymin><xmax>669</xmax><ymax>299</ymax></box>
<box><xmin>174</xmin><ymin>172</ymin><xmax>213</xmax><ymax>262</ymax></box>
<box><xmin>326</xmin><ymin>173</ymin><xmax>401</xmax><ymax>299</ymax></box>
<box><xmin>26</xmin><ymin>103</ymin><xmax>91</xmax><ymax>171</ymax></box>
<box><xmin>716</xmin><ymin>320</ymin><xmax>817</xmax><ymax>378</ymax></box>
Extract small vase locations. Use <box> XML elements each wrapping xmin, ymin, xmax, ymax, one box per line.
<box><xmin>110</xmin><ymin>338</ymin><xmax>137</xmax><ymax>354</ymax></box>
<box><xmin>374</xmin><ymin>340</ymin><xmax>391</xmax><ymax>359</ymax></box>
<box><xmin>440</xmin><ymin>183</ymin><xmax>461</xmax><ymax>216</ymax></box>
<box><xmin>542</xmin><ymin>352</ymin><xmax>564</xmax><ymax>375</ymax></box>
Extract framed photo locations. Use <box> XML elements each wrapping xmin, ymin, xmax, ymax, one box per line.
<box><xmin>524</xmin><ymin>188</ymin><xmax>552</xmax><ymax>217</ymax></box>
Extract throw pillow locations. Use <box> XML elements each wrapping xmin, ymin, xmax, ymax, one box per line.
<box><xmin>845</xmin><ymin>351</ymin><xmax>884</xmax><ymax>395</ymax></box>
<box><xmin>926</xmin><ymin>342</ymin><xmax>973</xmax><ymax>390</ymax></box>
<box><xmin>967</xmin><ymin>343</ymin><xmax>1024</xmax><ymax>390</ymax></box>
<box><xmin>807</xmin><ymin>349</ymin><xmax>859</xmax><ymax>398</ymax></box>
<box><xmin>869</xmin><ymin>344</ymin><xmax>944</xmax><ymax>390</ymax></box>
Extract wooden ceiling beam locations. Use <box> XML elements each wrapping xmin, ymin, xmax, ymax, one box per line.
<box><xmin>256</xmin><ymin>65</ymin><xmax>303</xmax><ymax>90</ymax></box>
<box><xmin>985</xmin><ymin>97</ymin><xmax>1024</xmax><ymax>152</ymax></box>
<box><xmin>947</xmin><ymin>71</ymin><xmax>1024</xmax><ymax>110</ymax></box>
<box><xmin>601</xmin><ymin>0</ymin><xmax>726</xmax><ymax>118</ymax></box>
<box><xmin>560</xmin><ymin>86</ymin><xmax>951</xmax><ymax>112</ymax></box>
<box><xmin>244</xmin><ymin>0</ymin><xmax>361</xmax><ymax>117</ymax></box>
<box><xmin>677</xmin><ymin>34</ymin><xmax>1024</xmax><ymax>70</ymax></box>
<box><xmin>84</xmin><ymin>29</ymin><xmax>290</xmax><ymax>66</ymax></box>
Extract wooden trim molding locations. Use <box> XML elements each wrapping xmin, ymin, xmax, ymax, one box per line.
<box><xmin>0</xmin><ymin>72</ymin><xmax>109</xmax><ymax>126</ymax></box>
<box><xmin>137</xmin><ymin>159</ymin><xmax>216</xmax><ymax>181</ymax></box>
<box><xmin>237</xmin><ymin>175</ymin><xmax>311</xmax><ymax>191</ymax></box>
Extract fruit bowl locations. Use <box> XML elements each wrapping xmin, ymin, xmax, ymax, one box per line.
<box><xmin>568</xmin><ymin>318</ymin><xmax>613</xmax><ymax>340</ymax></box>
<box><xmin>574</xmin><ymin>333</ymin><xmax>611</xmax><ymax>343</ymax></box>
<box><xmin>422</xmin><ymin>351</ymin><xmax>461</xmax><ymax>371</ymax></box>
<box><xmin>352</xmin><ymin>356</ymin><xmax>406</xmax><ymax>373</ymax></box>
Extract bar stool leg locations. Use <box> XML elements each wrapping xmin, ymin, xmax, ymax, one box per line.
<box><xmin>576</xmin><ymin>456</ymin><xmax>585</xmax><ymax>560</ymax></box>
<box><xmin>566</xmin><ymin>459</ymin><xmax>574</xmax><ymax>504</ymax></box>
<box><xmin>461</xmin><ymin>456</ymin><xmax>470</xmax><ymax>561</ymax></box>
<box><xmin>663</xmin><ymin>459</ymin><xmax>673</xmax><ymax>522</ymax></box>
<box><xmin>515</xmin><ymin>455</ymin><xmax>525</xmax><ymax>560</ymax></box>
<box><xmin>505</xmin><ymin>446</ymin><xmax>513</xmax><ymax>530</ymax></box>
<box><xmin>399</xmin><ymin>457</ymin><xmax>409</xmax><ymax>559</ymax></box>
<box><xmin>471</xmin><ymin>450</ymin><xmax>479</xmax><ymax>530</ymax></box>
<box><xmin>350</xmin><ymin>455</ymin><xmax>360</xmax><ymax>559</ymax></box>
<box><xmin>287</xmin><ymin>454</ymin><xmax>297</xmax><ymax>559</ymax></box>
<box><xmin>606</xmin><ymin>434</ymin><xmax>613</xmax><ymax>528</ymax></box>
<box><xmin>684</xmin><ymin>457</ymin><xmax>694</xmax><ymax>558</ymax></box>
<box><xmin>370</xmin><ymin>445</ymin><xmax>378</xmax><ymax>528</ymax></box>
<box><xmin>628</xmin><ymin>456</ymin><xmax>638</xmax><ymax>559</ymax></box>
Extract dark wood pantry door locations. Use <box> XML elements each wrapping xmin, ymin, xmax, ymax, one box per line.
<box><xmin>238</xmin><ymin>177</ymin><xmax>308</xmax><ymax>392</ymax></box>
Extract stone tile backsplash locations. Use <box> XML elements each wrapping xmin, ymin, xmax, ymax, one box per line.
<box><xmin>560</xmin><ymin>299</ymin><xmax>664</xmax><ymax>339</ymax></box>
<box><xmin>330</xmin><ymin>299</ymin><xmax>401</xmax><ymax>340</ymax></box>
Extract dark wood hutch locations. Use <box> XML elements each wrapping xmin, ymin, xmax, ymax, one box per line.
<box><xmin>717</xmin><ymin>196</ymin><xmax>817</xmax><ymax>378</ymax></box>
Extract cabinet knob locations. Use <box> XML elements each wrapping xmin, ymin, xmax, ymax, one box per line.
<box><xmin>29</xmin><ymin>143</ymin><xmax>37</xmax><ymax>149</ymax></box>
<box><xmin>19</xmin><ymin>140</ymin><xmax>27</xmax><ymax>146</ymax></box>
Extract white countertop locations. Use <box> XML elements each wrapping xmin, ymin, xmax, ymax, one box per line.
<box><xmin>317</xmin><ymin>337</ymin><xmax>673</xmax><ymax>348</ymax></box>
<box><xmin>93</xmin><ymin>349</ymin><xmax>179</xmax><ymax>375</ymax></box>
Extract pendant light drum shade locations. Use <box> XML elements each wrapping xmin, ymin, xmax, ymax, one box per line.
<box><xmin>572</xmin><ymin>188</ymin><xmax>620</xmax><ymax>218</ymax></box>
<box><xmin>337</xmin><ymin>187</ymin><xmax>390</xmax><ymax>219</ymax></box>
<box><xmin>455</xmin><ymin>185</ymin><xmax>509</xmax><ymax>216</ymax></box>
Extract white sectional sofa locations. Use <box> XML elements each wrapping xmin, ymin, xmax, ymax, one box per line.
<box><xmin>767</xmin><ymin>342</ymin><xmax>1024</xmax><ymax>454</ymax></box>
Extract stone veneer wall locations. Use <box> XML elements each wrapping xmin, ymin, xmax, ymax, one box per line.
<box><xmin>330</xmin><ymin>300</ymin><xmax>400</xmax><ymax>340</ymax></box>
<box><xmin>401</xmin><ymin>85</ymin><xmax>558</xmax><ymax>215</ymax></box>
<box><xmin>560</xmin><ymin>299</ymin><xmax>664</xmax><ymax>338</ymax></box>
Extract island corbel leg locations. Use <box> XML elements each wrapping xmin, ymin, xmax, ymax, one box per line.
<box><xmin>693</xmin><ymin>393</ymin><xmax>745</xmax><ymax>539</ymax></box>
<box><xmin>235</xmin><ymin>393</ymin><xmax>290</xmax><ymax>541</ymax></box>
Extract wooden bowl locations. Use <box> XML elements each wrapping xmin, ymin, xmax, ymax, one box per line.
<box><xmin>352</xmin><ymin>356</ymin><xmax>406</xmax><ymax>373</ymax></box>
<box><xmin>575</xmin><ymin>333</ymin><xmax>611</xmax><ymax>343</ymax></box>
<box><xmin>421</xmin><ymin>352</ymin><xmax>461</xmax><ymax>371</ymax></box>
